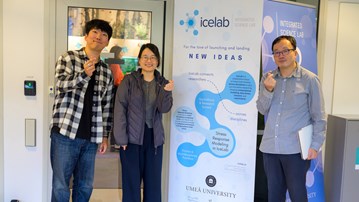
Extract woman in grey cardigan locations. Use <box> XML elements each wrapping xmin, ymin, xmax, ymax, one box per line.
<box><xmin>113</xmin><ymin>43</ymin><xmax>174</xmax><ymax>202</ymax></box>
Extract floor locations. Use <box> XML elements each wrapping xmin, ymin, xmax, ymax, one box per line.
<box><xmin>90</xmin><ymin>189</ymin><xmax>145</xmax><ymax>202</ymax></box>
<box><xmin>89</xmin><ymin>189</ymin><xmax>122</xmax><ymax>202</ymax></box>
<box><xmin>93</xmin><ymin>150</ymin><xmax>122</xmax><ymax>189</ymax></box>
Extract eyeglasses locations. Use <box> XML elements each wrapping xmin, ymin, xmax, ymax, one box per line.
<box><xmin>272</xmin><ymin>49</ymin><xmax>295</xmax><ymax>57</ymax></box>
<box><xmin>141</xmin><ymin>55</ymin><xmax>157</xmax><ymax>61</ymax></box>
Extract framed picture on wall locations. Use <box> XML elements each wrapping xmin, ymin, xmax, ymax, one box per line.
<box><xmin>67</xmin><ymin>7</ymin><xmax>152</xmax><ymax>74</ymax></box>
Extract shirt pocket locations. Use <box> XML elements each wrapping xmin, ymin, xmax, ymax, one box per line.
<box><xmin>292</xmin><ymin>82</ymin><xmax>308</xmax><ymax>106</ymax></box>
<box><xmin>97</xmin><ymin>78</ymin><xmax>110</xmax><ymax>100</ymax></box>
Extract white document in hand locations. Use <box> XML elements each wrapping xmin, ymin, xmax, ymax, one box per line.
<box><xmin>298</xmin><ymin>124</ymin><xmax>313</xmax><ymax>160</ymax></box>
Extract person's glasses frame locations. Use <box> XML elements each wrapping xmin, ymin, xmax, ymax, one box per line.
<box><xmin>140</xmin><ymin>55</ymin><xmax>158</xmax><ymax>62</ymax></box>
<box><xmin>272</xmin><ymin>49</ymin><xmax>295</xmax><ymax>57</ymax></box>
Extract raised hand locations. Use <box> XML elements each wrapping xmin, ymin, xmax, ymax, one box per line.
<box><xmin>164</xmin><ymin>80</ymin><xmax>174</xmax><ymax>91</ymax></box>
<box><xmin>263</xmin><ymin>72</ymin><xmax>276</xmax><ymax>92</ymax></box>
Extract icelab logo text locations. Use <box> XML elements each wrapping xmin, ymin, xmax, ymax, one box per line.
<box><xmin>200</xmin><ymin>17</ymin><xmax>230</xmax><ymax>28</ymax></box>
<box><xmin>179</xmin><ymin>9</ymin><xmax>230</xmax><ymax>36</ymax></box>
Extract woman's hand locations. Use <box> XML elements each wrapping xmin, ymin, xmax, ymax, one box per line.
<box><xmin>164</xmin><ymin>80</ymin><xmax>174</xmax><ymax>91</ymax></box>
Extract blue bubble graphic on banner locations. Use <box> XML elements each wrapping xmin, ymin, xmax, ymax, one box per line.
<box><xmin>177</xmin><ymin>142</ymin><xmax>201</xmax><ymax>167</ymax></box>
<box><xmin>174</xmin><ymin>70</ymin><xmax>256</xmax><ymax>167</ymax></box>
<box><xmin>173</xmin><ymin>106</ymin><xmax>235</xmax><ymax>167</ymax></box>
<box><xmin>222</xmin><ymin>71</ymin><xmax>256</xmax><ymax>105</ymax></box>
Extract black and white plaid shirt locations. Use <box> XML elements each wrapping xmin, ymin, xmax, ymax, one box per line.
<box><xmin>50</xmin><ymin>48</ymin><xmax>114</xmax><ymax>143</ymax></box>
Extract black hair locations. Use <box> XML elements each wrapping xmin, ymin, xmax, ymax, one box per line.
<box><xmin>85</xmin><ymin>19</ymin><xmax>113</xmax><ymax>40</ymax></box>
<box><xmin>138</xmin><ymin>43</ymin><xmax>161</xmax><ymax>67</ymax></box>
<box><xmin>110</xmin><ymin>45</ymin><xmax>123</xmax><ymax>59</ymax></box>
<box><xmin>271</xmin><ymin>35</ymin><xmax>296</xmax><ymax>52</ymax></box>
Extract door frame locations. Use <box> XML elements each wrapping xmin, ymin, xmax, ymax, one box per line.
<box><xmin>48</xmin><ymin>0</ymin><xmax>171</xmax><ymax>201</ymax></box>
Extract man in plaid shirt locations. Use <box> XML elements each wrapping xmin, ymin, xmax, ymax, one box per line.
<box><xmin>50</xmin><ymin>19</ymin><xmax>114</xmax><ymax>202</ymax></box>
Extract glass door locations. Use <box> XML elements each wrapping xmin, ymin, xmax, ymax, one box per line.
<box><xmin>55</xmin><ymin>0</ymin><xmax>165</xmax><ymax>72</ymax></box>
<box><xmin>50</xmin><ymin>0</ymin><xmax>165</xmax><ymax>200</ymax></box>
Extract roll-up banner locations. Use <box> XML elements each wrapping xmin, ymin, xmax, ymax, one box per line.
<box><xmin>169</xmin><ymin>0</ymin><xmax>263</xmax><ymax>201</ymax></box>
<box><xmin>261</xmin><ymin>1</ymin><xmax>325</xmax><ymax>201</ymax></box>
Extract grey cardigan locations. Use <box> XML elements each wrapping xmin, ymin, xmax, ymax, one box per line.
<box><xmin>113</xmin><ymin>68</ymin><xmax>173</xmax><ymax>148</ymax></box>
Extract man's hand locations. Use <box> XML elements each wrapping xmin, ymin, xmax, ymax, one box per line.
<box><xmin>307</xmin><ymin>148</ymin><xmax>318</xmax><ymax>160</ymax></box>
<box><xmin>84</xmin><ymin>57</ymin><xmax>97</xmax><ymax>77</ymax></box>
<box><xmin>98</xmin><ymin>137</ymin><xmax>108</xmax><ymax>154</ymax></box>
<box><xmin>263</xmin><ymin>72</ymin><xmax>276</xmax><ymax>92</ymax></box>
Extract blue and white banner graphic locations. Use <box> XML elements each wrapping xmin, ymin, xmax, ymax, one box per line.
<box><xmin>169</xmin><ymin>0</ymin><xmax>263</xmax><ymax>201</ymax></box>
<box><xmin>261</xmin><ymin>0</ymin><xmax>318</xmax><ymax>74</ymax></box>
<box><xmin>261</xmin><ymin>1</ymin><xmax>324</xmax><ymax>201</ymax></box>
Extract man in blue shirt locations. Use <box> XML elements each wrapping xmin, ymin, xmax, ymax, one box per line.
<box><xmin>256</xmin><ymin>35</ymin><xmax>326</xmax><ymax>202</ymax></box>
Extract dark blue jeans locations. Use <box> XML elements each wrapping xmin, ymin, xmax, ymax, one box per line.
<box><xmin>120</xmin><ymin>125</ymin><xmax>163</xmax><ymax>202</ymax></box>
<box><xmin>50</xmin><ymin>131</ymin><xmax>98</xmax><ymax>202</ymax></box>
<box><xmin>263</xmin><ymin>153</ymin><xmax>310</xmax><ymax>202</ymax></box>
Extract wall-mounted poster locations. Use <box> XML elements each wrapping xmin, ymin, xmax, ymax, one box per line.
<box><xmin>67</xmin><ymin>7</ymin><xmax>152</xmax><ymax>73</ymax></box>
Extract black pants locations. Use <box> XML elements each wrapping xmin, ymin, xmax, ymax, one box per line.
<box><xmin>120</xmin><ymin>125</ymin><xmax>163</xmax><ymax>202</ymax></box>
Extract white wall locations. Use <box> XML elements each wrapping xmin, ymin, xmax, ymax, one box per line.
<box><xmin>2</xmin><ymin>0</ymin><xmax>359</xmax><ymax>201</ymax></box>
<box><xmin>332</xmin><ymin>3</ymin><xmax>359</xmax><ymax>114</ymax></box>
<box><xmin>2</xmin><ymin>0</ymin><xmax>48</xmax><ymax>201</ymax></box>
<box><xmin>0</xmin><ymin>0</ymin><xmax>5</xmax><ymax>199</ymax></box>
<box><xmin>317</xmin><ymin>0</ymin><xmax>359</xmax><ymax>115</ymax></box>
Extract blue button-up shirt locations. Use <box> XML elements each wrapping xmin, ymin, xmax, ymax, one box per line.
<box><xmin>256</xmin><ymin>65</ymin><xmax>326</xmax><ymax>154</ymax></box>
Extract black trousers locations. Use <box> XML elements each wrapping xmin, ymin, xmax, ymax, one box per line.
<box><xmin>120</xmin><ymin>125</ymin><xmax>163</xmax><ymax>202</ymax></box>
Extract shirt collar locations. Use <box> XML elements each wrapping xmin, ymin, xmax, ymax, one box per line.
<box><xmin>80</xmin><ymin>47</ymin><xmax>105</xmax><ymax>65</ymax></box>
<box><xmin>272</xmin><ymin>62</ymin><xmax>301</xmax><ymax>78</ymax></box>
